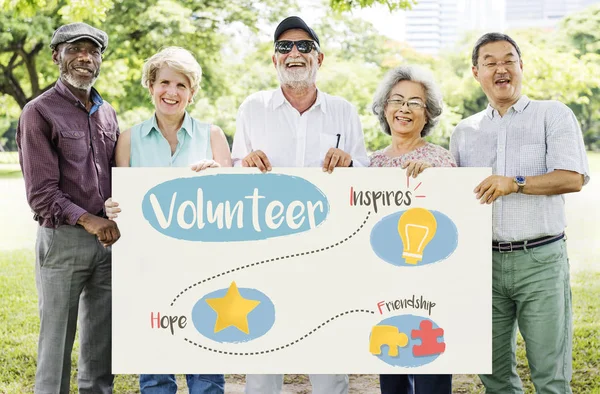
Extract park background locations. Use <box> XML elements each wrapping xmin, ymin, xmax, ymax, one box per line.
<box><xmin>0</xmin><ymin>0</ymin><xmax>598</xmax><ymax>392</ymax></box>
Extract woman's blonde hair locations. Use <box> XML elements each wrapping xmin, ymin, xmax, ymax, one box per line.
<box><xmin>141</xmin><ymin>47</ymin><xmax>203</xmax><ymax>102</ymax></box>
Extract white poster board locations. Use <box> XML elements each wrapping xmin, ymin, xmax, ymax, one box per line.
<box><xmin>112</xmin><ymin>167</ymin><xmax>491</xmax><ymax>374</ymax></box>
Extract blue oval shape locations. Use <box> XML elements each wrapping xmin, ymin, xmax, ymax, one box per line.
<box><xmin>370</xmin><ymin>210</ymin><xmax>457</xmax><ymax>267</ymax></box>
<box><xmin>192</xmin><ymin>286</ymin><xmax>275</xmax><ymax>343</ymax></box>
<box><xmin>371</xmin><ymin>314</ymin><xmax>445</xmax><ymax>367</ymax></box>
<box><xmin>142</xmin><ymin>174</ymin><xmax>329</xmax><ymax>241</ymax></box>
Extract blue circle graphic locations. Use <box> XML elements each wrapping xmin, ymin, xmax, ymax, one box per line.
<box><xmin>370</xmin><ymin>210</ymin><xmax>458</xmax><ymax>267</ymax></box>
<box><xmin>192</xmin><ymin>287</ymin><xmax>275</xmax><ymax>343</ymax></box>
<box><xmin>371</xmin><ymin>314</ymin><xmax>445</xmax><ymax>367</ymax></box>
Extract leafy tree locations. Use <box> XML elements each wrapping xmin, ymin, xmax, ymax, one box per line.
<box><xmin>0</xmin><ymin>0</ymin><xmax>295</xmax><ymax>147</ymax></box>
<box><xmin>505</xmin><ymin>27</ymin><xmax>600</xmax><ymax>150</ymax></box>
<box><xmin>438</xmin><ymin>31</ymin><xmax>488</xmax><ymax>120</ymax></box>
<box><xmin>311</xmin><ymin>10</ymin><xmax>461</xmax><ymax>150</ymax></box>
<box><xmin>560</xmin><ymin>3</ymin><xmax>600</xmax><ymax>56</ymax></box>
<box><xmin>188</xmin><ymin>3</ymin><xmax>419</xmax><ymax>144</ymax></box>
<box><xmin>439</xmin><ymin>26</ymin><xmax>600</xmax><ymax>150</ymax></box>
<box><xmin>2</xmin><ymin>0</ymin><xmax>597</xmax><ymax>151</ymax></box>
<box><xmin>0</xmin><ymin>0</ymin><xmax>294</xmax><ymax>110</ymax></box>
<box><xmin>558</xmin><ymin>4</ymin><xmax>600</xmax><ymax>149</ymax></box>
<box><xmin>329</xmin><ymin>0</ymin><xmax>415</xmax><ymax>12</ymax></box>
<box><xmin>0</xmin><ymin>14</ymin><xmax>56</xmax><ymax>108</ymax></box>
<box><xmin>0</xmin><ymin>0</ymin><xmax>417</xmax><ymax>149</ymax></box>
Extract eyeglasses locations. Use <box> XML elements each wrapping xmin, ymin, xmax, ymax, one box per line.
<box><xmin>386</xmin><ymin>98</ymin><xmax>426</xmax><ymax>110</ymax></box>
<box><xmin>274</xmin><ymin>40</ymin><xmax>320</xmax><ymax>54</ymax></box>
<box><xmin>480</xmin><ymin>60</ymin><xmax>518</xmax><ymax>69</ymax></box>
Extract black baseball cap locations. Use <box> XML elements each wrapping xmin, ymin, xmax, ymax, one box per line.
<box><xmin>274</xmin><ymin>16</ymin><xmax>320</xmax><ymax>45</ymax></box>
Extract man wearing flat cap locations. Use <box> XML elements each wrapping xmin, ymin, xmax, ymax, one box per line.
<box><xmin>232</xmin><ymin>15</ymin><xmax>368</xmax><ymax>394</ymax></box>
<box><xmin>17</xmin><ymin>22</ymin><xmax>120</xmax><ymax>393</ymax></box>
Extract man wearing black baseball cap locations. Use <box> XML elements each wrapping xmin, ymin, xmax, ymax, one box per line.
<box><xmin>273</xmin><ymin>15</ymin><xmax>320</xmax><ymax>45</ymax></box>
<box><xmin>233</xmin><ymin>15</ymin><xmax>368</xmax><ymax>394</ymax></box>
<box><xmin>17</xmin><ymin>22</ymin><xmax>119</xmax><ymax>393</ymax></box>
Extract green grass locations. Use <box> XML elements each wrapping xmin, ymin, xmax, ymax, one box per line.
<box><xmin>571</xmin><ymin>272</ymin><xmax>600</xmax><ymax>390</ymax></box>
<box><xmin>0</xmin><ymin>250</ymin><xmax>142</xmax><ymax>393</ymax></box>
<box><xmin>0</xmin><ymin>152</ymin><xmax>21</xmax><ymax>178</ymax></box>
<box><xmin>1</xmin><ymin>250</ymin><xmax>598</xmax><ymax>393</ymax></box>
<box><xmin>0</xmin><ymin>250</ymin><xmax>37</xmax><ymax>393</ymax></box>
<box><xmin>0</xmin><ymin>152</ymin><xmax>19</xmax><ymax>165</ymax></box>
<box><xmin>0</xmin><ymin>164</ymin><xmax>21</xmax><ymax>178</ymax></box>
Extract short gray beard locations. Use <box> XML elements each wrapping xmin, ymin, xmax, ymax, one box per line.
<box><xmin>276</xmin><ymin>57</ymin><xmax>318</xmax><ymax>91</ymax></box>
<box><xmin>59</xmin><ymin>61</ymin><xmax>98</xmax><ymax>91</ymax></box>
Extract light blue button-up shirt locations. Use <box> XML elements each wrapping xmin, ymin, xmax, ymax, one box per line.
<box><xmin>450</xmin><ymin>95</ymin><xmax>590</xmax><ymax>241</ymax></box>
<box><xmin>130</xmin><ymin>112</ymin><xmax>212</xmax><ymax>167</ymax></box>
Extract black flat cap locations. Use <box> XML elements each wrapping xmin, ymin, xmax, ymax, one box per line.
<box><xmin>50</xmin><ymin>22</ymin><xmax>108</xmax><ymax>53</ymax></box>
<box><xmin>274</xmin><ymin>16</ymin><xmax>320</xmax><ymax>45</ymax></box>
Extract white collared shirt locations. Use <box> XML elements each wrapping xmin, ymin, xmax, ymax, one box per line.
<box><xmin>450</xmin><ymin>95</ymin><xmax>590</xmax><ymax>241</ymax></box>
<box><xmin>232</xmin><ymin>87</ymin><xmax>368</xmax><ymax>167</ymax></box>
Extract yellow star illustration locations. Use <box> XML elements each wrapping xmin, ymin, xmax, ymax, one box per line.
<box><xmin>205</xmin><ymin>282</ymin><xmax>261</xmax><ymax>334</ymax></box>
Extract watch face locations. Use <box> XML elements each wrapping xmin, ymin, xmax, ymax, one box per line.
<box><xmin>516</xmin><ymin>176</ymin><xmax>526</xmax><ymax>185</ymax></box>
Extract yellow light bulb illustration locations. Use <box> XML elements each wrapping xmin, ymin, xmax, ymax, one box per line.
<box><xmin>397</xmin><ymin>208</ymin><xmax>437</xmax><ymax>265</ymax></box>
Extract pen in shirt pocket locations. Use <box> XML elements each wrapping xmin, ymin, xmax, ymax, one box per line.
<box><xmin>335</xmin><ymin>133</ymin><xmax>341</xmax><ymax>149</ymax></box>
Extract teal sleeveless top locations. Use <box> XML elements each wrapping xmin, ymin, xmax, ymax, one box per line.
<box><xmin>130</xmin><ymin>112</ymin><xmax>212</xmax><ymax>167</ymax></box>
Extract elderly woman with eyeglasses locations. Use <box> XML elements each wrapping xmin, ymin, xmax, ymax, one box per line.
<box><xmin>370</xmin><ymin>65</ymin><xmax>455</xmax><ymax>394</ymax></box>
<box><xmin>370</xmin><ymin>65</ymin><xmax>456</xmax><ymax>175</ymax></box>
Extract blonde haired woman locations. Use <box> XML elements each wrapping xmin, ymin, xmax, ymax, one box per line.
<box><xmin>106</xmin><ymin>47</ymin><xmax>229</xmax><ymax>393</ymax></box>
<box><xmin>114</xmin><ymin>46</ymin><xmax>230</xmax><ymax>169</ymax></box>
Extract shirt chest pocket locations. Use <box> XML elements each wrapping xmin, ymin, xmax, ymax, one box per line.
<box><xmin>519</xmin><ymin>143</ymin><xmax>546</xmax><ymax>176</ymax></box>
<box><xmin>59</xmin><ymin>130</ymin><xmax>89</xmax><ymax>162</ymax></box>
<box><xmin>98</xmin><ymin>127</ymin><xmax>117</xmax><ymax>157</ymax></box>
<box><xmin>102</xmin><ymin>128</ymin><xmax>117</xmax><ymax>142</ymax></box>
<box><xmin>320</xmin><ymin>133</ymin><xmax>344</xmax><ymax>157</ymax></box>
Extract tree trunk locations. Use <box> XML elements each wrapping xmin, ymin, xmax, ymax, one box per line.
<box><xmin>1</xmin><ymin>68</ymin><xmax>28</xmax><ymax>109</ymax></box>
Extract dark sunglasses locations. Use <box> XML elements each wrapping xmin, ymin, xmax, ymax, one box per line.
<box><xmin>274</xmin><ymin>40</ymin><xmax>320</xmax><ymax>54</ymax></box>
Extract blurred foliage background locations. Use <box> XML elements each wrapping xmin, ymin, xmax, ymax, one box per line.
<box><xmin>1</xmin><ymin>0</ymin><xmax>599</xmax><ymax>152</ymax></box>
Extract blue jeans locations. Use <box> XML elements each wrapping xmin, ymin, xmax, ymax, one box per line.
<box><xmin>379</xmin><ymin>374</ymin><xmax>452</xmax><ymax>394</ymax></box>
<box><xmin>140</xmin><ymin>374</ymin><xmax>225</xmax><ymax>394</ymax></box>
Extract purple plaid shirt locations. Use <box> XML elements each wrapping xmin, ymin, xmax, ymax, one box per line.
<box><xmin>17</xmin><ymin>79</ymin><xmax>119</xmax><ymax>228</ymax></box>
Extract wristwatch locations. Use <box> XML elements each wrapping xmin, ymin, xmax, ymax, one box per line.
<box><xmin>514</xmin><ymin>175</ymin><xmax>526</xmax><ymax>193</ymax></box>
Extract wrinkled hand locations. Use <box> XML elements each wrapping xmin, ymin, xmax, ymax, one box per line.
<box><xmin>242</xmin><ymin>150</ymin><xmax>272</xmax><ymax>173</ymax></box>
<box><xmin>402</xmin><ymin>160</ymin><xmax>431</xmax><ymax>178</ymax></box>
<box><xmin>190</xmin><ymin>159</ymin><xmax>220</xmax><ymax>172</ymax></box>
<box><xmin>105</xmin><ymin>197</ymin><xmax>121</xmax><ymax>220</ymax></box>
<box><xmin>322</xmin><ymin>148</ymin><xmax>352</xmax><ymax>173</ymax></box>
<box><xmin>77</xmin><ymin>212</ymin><xmax>121</xmax><ymax>247</ymax></box>
<box><xmin>474</xmin><ymin>175</ymin><xmax>518</xmax><ymax>204</ymax></box>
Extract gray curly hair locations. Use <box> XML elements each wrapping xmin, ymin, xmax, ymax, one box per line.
<box><xmin>372</xmin><ymin>65</ymin><xmax>443</xmax><ymax>137</ymax></box>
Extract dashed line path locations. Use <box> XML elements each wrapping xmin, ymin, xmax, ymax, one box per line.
<box><xmin>184</xmin><ymin>309</ymin><xmax>376</xmax><ymax>355</ymax></box>
<box><xmin>171</xmin><ymin>212</ymin><xmax>372</xmax><ymax>306</ymax></box>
